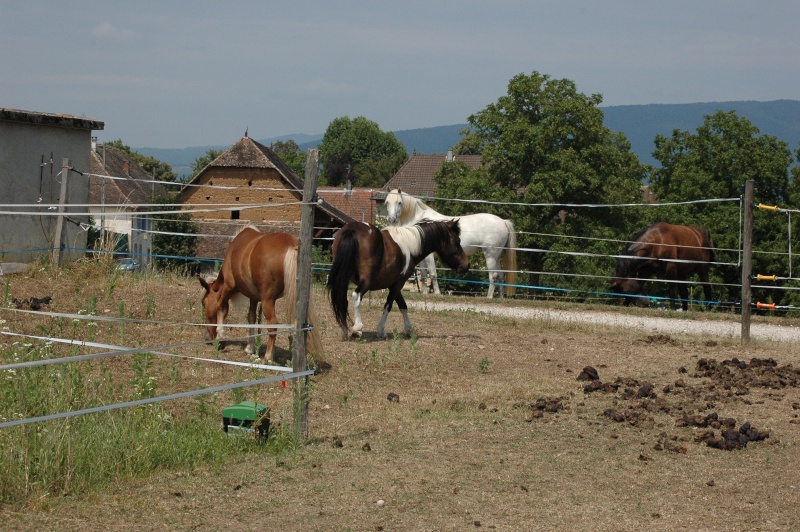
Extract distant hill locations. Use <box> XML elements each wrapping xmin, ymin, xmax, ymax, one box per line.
<box><xmin>136</xmin><ymin>100</ymin><xmax>799</xmax><ymax>177</ymax></box>
<box><xmin>603</xmin><ymin>100</ymin><xmax>800</xmax><ymax>166</ymax></box>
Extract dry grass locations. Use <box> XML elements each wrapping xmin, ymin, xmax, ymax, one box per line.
<box><xmin>2</xmin><ymin>262</ymin><xmax>800</xmax><ymax>530</ymax></box>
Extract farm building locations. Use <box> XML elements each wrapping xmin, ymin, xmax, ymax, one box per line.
<box><xmin>0</xmin><ymin>108</ymin><xmax>104</xmax><ymax>264</ymax></box>
<box><xmin>381</xmin><ymin>150</ymin><xmax>482</xmax><ymax>199</ymax></box>
<box><xmin>180</xmin><ymin>134</ymin><xmax>354</xmax><ymax>260</ymax></box>
<box><xmin>318</xmin><ymin>186</ymin><xmax>382</xmax><ymax>224</ymax></box>
<box><xmin>88</xmin><ymin>142</ymin><xmax>165</xmax><ymax>269</ymax></box>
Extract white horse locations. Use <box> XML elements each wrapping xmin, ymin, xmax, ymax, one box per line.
<box><xmin>384</xmin><ymin>189</ymin><xmax>517</xmax><ymax>298</ymax></box>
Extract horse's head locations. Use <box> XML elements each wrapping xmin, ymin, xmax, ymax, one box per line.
<box><xmin>437</xmin><ymin>220</ymin><xmax>470</xmax><ymax>274</ymax></box>
<box><xmin>610</xmin><ymin>275</ymin><xmax>641</xmax><ymax>297</ymax></box>
<box><xmin>385</xmin><ymin>189</ymin><xmax>403</xmax><ymax>225</ymax></box>
<box><xmin>198</xmin><ymin>274</ymin><xmax>222</xmax><ymax>341</ymax></box>
<box><xmin>609</xmin><ymin>256</ymin><xmax>642</xmax><ymax>306</ymax></box>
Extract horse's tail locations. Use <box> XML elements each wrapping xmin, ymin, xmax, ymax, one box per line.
<box><xmin>701</xmin><ymin>227</ymin><xmax>717</xmax><ymax>262</ymax></box>
<box><xmin>503</xmin><ymin>219</ymin><xmax>517</xmax><ymax>296</ymax></box>
<box><xmin>283</xmin><ymin>246</ymin><xmax>323</xmax><ymax>359</ymax></box>
<box><xmin>327</xmin><ymin>227</ymin><xmax>359</xmax><ymax>330</ymax></box>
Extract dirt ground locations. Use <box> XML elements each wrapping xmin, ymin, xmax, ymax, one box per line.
<box><xmin>2</xmin><ymin>266</ymin><xmax>800</xmax><ymax>531</ymax></box>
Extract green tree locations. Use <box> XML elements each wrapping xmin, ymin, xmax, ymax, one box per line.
<box><xmin>270</xmin><ymin>140</ymin><xmax>306</xmax><ymax>177</ymax></box>
<box><xmin>436</xmin><ymin>71</ymin><xmax>648</xmax><ymax>298</ymax></box>
<box><xmin>452</xmin><ymin>126</ymin><xmax>484</xmax><ymax>156</ymax></box>
<box><xmin>151</xmin><ymin>193</ymin><xmax>200</xmax><ymax>272</ymax></box>
<box><xmin>188</xmin><ymin>149</ymin><xmax>223</xmax><ymax>180</ymax></box>
<box><xmin>318</xmin><ymin>116</ymin><xmax>408</xmax><ymax>187</ymax></box>
<box><xmin>651</xmin><ymin>110</ymin><xmax>793</xmax><ymax>306</ymax></box>
<box><xmin>105</xmin><ymin>139</ymin><xmax>177</xmax><ymax>182</ymax></box>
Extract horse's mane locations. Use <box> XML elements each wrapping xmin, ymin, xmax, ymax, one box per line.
<box><xmin>613</xmin><ymin>224</ymin><xmax>654</xmax><ymax>278</ymax></box>
<box><xmin>385</xmin><ymin>219</ymin><xmax>458</xmax><ymax>258</ymax></box>
<box><xmin>613</xmin><ymin>254</ymin><xmax>637</xmax><ymax>279</ymax></box>
<box><xmin>388</xmin><ymin>189</ymin><xmax>432</xmax><ymax>224</ymax></box>
<box><xmin>234</xmin><ymin>224</ymin><xmax>260</xmax><ymax>237</ymax></box>
<box><xmin>416</xmin><ymin>219</ymin><xmax>460</xmax><ymax>242</ymax></box>
<box><xmin>385</xmin><ymin>225</ymin><xmax>423</xmax><ymax>256</ymax></box>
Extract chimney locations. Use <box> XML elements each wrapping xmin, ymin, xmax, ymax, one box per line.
<box><xmin>124</xmin><ymin>161</ymin><xmax>130</xmax><ymax>176</ymax></box>
<box><xmin>446</xmin><ymin>149</ymin><xmax>454</xmax><ymax>162</ymax></box>
<box><xmin>91</xmin><ymin>136</ymin><xmax>97</xmax><ymax>152</ymax></box>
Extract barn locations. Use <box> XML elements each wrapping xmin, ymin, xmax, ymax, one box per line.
<box><xmin>180</xmin><ymin>134</ymin><xmax>354</xmax><ymax>261</ymax></box>
<box><xmin>0</xmin><ymin>108</ymin><xmax>104</xmax><ymax>265</ymax></box>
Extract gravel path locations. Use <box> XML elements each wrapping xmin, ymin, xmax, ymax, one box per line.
<box><xmin>410</xmin><ymin>300</ymin><xmax>800</xmax><ymax>343</ymax></box>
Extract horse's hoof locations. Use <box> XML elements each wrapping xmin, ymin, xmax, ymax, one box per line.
<box><xmin>349</xmin><ymin>330</ymin><xmax>363</xmax><ymax>339</ymax></box>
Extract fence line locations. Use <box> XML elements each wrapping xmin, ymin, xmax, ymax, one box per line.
<box><xmin>0</xmin><ymin>370</ymin><xmax>314</xmax><ymax>429</ymax></box>
<box><xmin>5</xmin><ymin>179</ymin><xmax>800</xmax><ymax>309</ymax></box>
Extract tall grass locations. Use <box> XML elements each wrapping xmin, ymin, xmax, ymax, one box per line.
<box><xmin>0</xmin><ymin>259</ymin><xmax>302</xmax><ymax>506</ymax></box>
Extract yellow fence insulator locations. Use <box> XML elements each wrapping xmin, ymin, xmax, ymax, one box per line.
<box><xmin>756</xmin><ymin>274</ymin><xmax>778</xmax><ymax>281</ymax></box>
<box><xmin>758</xmin><ymin>203</ymin><xmax>778</xmax><ymax>212</ymax></box>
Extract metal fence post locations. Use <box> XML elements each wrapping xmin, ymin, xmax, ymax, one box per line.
<box><xmin>741</xmin><ymin>179</ymin><xmax>754</xmax><ymax>344</ymax></box>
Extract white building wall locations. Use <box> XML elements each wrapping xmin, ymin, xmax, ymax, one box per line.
<box><xmin>0</xmin><ymin>114</ymin><xmax>102</xmax><ymax>263</ymax></box>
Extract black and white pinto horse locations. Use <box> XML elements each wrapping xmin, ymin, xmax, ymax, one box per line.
<box><xmin>327</xmin><ymin>220</ymin><xmax>469</xmax><ymax>339</ymax></box>
<box><xmin>384</xmin><ymin>189</ymin><xmax>517</xmax><ymax>298</ymax></box>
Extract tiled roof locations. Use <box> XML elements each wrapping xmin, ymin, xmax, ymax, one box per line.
<box><xmin>318</xmin><ymin>187</ymin><xmax>380</xmax><ymax>224</ymax></box>
<box><xmin>88</xmin><ymin>145</ymin><xmax>159</xmax><ymax>207</ymax></box>
<box><xmin>381</xmin><ymin>153</ymin><xmax>482</xmax><ymax>198</ymax></box>
<box><xmin>183</xmin><ymin>135</ymin><xmax>304</xmax><ymax>188</ymax></box>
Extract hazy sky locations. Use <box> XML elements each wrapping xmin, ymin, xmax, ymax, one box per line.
<box><xmin>2</xmin><ymin>1</ymin><xmax>798</xmax><ymax>148</ymax></box>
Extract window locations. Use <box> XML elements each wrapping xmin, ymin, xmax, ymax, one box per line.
<box><xmin>231</xmin><ymin>210</ymin><xmax>240</xmax><ymax>220</ymax></box>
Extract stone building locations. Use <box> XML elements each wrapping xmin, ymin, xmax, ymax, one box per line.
<box><xmin>180</xmin><ymin>134</ymin><xmax>353</xmax><ymax>261</ymax></box>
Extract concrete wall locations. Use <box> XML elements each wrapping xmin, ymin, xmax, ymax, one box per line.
<box><xmin>0</xmin><ymin>118</ymin><xmax>97</xmax><ymax>263</ymax></box>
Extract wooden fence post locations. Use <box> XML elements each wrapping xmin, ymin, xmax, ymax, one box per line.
<box><xmin>52</xmin><ymin>158</ymin><xmax>71</xmax><ymax>266</ymax></box>
<box><xmin>741</xmin><ymin>179</ymin><xmax>754</xmax><ymax>344</ymax></box>
<box><xmin>292</xmin><ymin>149</ymin><xmax>319</xmax><ymax>441</ymax></box>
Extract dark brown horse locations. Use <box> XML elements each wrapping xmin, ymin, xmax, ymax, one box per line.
<box><xmin>610</xmin><ymin>222</ymin><xmax>715</xmax><ymax>311</ymax></box>
<box><xmin>198</xmin><ymin>226</ymin><xmax>321</xmax><ymax>362</ymax></box>
<box><xmin>327</xmin><ymin>220</ymin><xmax>469</xmax><ymax>339</ymax></box>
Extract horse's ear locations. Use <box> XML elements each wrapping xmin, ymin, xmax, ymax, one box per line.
<box><xmin>447</xmin><ymin>219</ymin><xmax>461</xmax><ymax>235</ymax></box>
<box><xmin>197</xmin><ymin>274</ymin><xmax>210</xmax><ymax>292</ymax></box>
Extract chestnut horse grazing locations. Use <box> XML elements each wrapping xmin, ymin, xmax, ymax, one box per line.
<box><xmin>198</xmin><ymin>227</ymin><xmax>321</xmax><ymax>362</ymax></box>
<box><xmin>610</xmin><ymin>222</ymin><xmax>715</xmax><ymax>311</ymax></box>
<box><xmin>327</xmin><ymin>220</ymin><xmax>469</xmax><ymax>339</ymax></box>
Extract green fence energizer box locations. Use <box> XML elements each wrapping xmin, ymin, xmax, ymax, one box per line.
<box><xmin>222</xmin><ymin>401</ymin><xmax>269</xmax><ymax>440</ymax></box>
